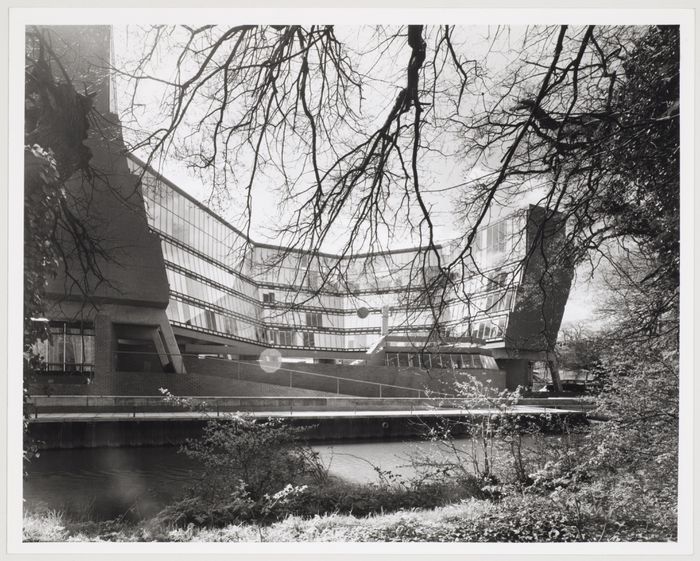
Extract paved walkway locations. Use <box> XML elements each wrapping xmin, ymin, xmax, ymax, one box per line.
<box><xmin>30</xmin><ymin>405</ymin><xmax>584</xmax><ymax>423</ymax></box>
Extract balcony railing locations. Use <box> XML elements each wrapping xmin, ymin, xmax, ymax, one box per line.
<box><xmin>35</xmin><ymin>363</ymin><xmax>95</xmax><ymax>375</ymax></box>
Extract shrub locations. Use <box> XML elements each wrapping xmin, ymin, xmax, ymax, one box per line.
<box><xmin>279</xmin><ymin>474</ymin><xmax>485</xmax><ymax>519</ymax></box>
<box><xmin>181</xmin><ymin>415</ymin><xmax>326</xmax><ymax>498</ymax></box>
<box><xmin>150</xmin><ymin>404</ymin><xmax>489</xmax><ymax>528</ymax></box>
<box><xmin>149</xmin><ymin>413</ymin><xmax>326</xmax><ymax>528</ymax></box>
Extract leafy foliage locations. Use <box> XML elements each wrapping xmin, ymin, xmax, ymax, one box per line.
<box><xmin>183</xmin><ymin>416</ymin><xmax>326</xmax><ymax>497</ymax></box>
<box><xmin>153</xmin><ymin>414</ymin><xmax>326</xmax><ymax>526</ymax></box>
<box><xmin>26</xmin><ymin>495</ymin><xmax>674</xmax><ymax>542</ymax></box>
<box><xmin>152</xmin><ymin>404</ymin><xmax>486</xmax><ymax>528</ymax></box>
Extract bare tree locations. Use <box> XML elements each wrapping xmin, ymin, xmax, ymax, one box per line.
<box><xmin>113</xmin><ymin>24</ymin><xmax>678</xmax><ymax>353</ymax></box>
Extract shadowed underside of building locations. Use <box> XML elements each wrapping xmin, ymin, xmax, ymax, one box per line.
<box><xmin>28</xmin><ymin>25</ymin><xmax>573</xmax><ymax>398</ymax></box>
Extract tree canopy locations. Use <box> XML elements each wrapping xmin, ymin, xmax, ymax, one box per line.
<box><xmin>110</xmin><ymin>24</ymin><xmax>680</xmax><ymax>333</ymax></box>
<box><xmin>24</xmin><ymin>23</ymin><xmax>681</xmax><ymax>343</ymax></box>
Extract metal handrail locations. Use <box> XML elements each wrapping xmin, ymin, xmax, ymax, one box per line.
<box><xmin>26</xmin><ymin>394</ymin><xmax>470</xmax><ymax>418</ymax></box>
<box><xmin>111</xmin><ymin>350</ymin><xmax>453</xmax><ymax>397</ymax></box>
<box><xmin>26</xmin><ymin>394</ymin><xmax>595</xmax><ymax>421</ymax></box>
<box><xmin>27</xmin><ymin>393</ymin><xmax>594</xmax><ymax>407</ymax></box>
<box><xmin>28</xmin><ymin>394</ymin><xmax>465</xmax><ymax>402</ymax></box>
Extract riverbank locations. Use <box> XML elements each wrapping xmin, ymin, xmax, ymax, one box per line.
<box><xmin>22</xmin><ymin>500</ymin><xmax>493</xmax><ymax>542</ymax></box>
<box><xmin>21</xmin><ymin>413</ymin><xmax>677</xmax><ymax>543</ymax></box>
<box><xmin>22</xmin><ymin>442</ymin><xmax>677</xmax><ymax>543</ymax></box>
<box><xmin>23</xmin><ymin>493</ymin><xmax>673</xmax><ymax>543</ymax></box>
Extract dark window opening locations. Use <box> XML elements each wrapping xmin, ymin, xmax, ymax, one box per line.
<box><xmin>113</xmin><ymin>324</ymin><xmax>171</xmax><ymax>373</ymax></box>
<box><xmin>278</xmin><ymin>328</ymin><xmax>295</xmax><ymax>346</ymax></box>
<box><xmin>305</xmin><ymin>312</ymin><xmax>323</xmax><ymax>327</ymax></box>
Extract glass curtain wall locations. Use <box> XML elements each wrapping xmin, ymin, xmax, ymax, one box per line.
<box><xmin>135</xmin><ymin>159</ymin><xmax>531</xmax><ymax>351</ymax></box>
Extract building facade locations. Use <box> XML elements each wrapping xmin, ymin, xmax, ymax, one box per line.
<box><xmin>130</xmin><ymin>157</ymin><xmax>572</xmax><ymax>389</ymax></box>
<box><xmin>28</xmin><ymin>25</ymin><xmax>574</xmax><ymax>395</ymax></box>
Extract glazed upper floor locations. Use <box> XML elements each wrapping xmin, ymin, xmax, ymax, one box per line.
<box><xmin>129</xmin><ymin>154</ymin><xmax>536</xmax><ymax>301</ymax></box>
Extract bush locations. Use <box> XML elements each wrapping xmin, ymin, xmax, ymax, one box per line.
<box><xmin>181</xmin><ymin>415</ymin><xmax>327</xmax><ymax>499</ymax></box>
<box><xmin>148</xmin><ymin>408</ymin><xmax>489</xmax><ymax>529</ymax></box>
<box><xmin>148</xmin><ymin>413</ymin><xmax>326</xmax><ymax>528</ymax></box>
<box><xmin>281</xmin><ymin>474</ymin><xmax>486</xmax><ymax>519</ymax></box>
<box><xmin>154</xmin><ymin>469</ymin><xmax>486</xmax><ymax>529</ymax></box>
<box><xmin>27</xmin><ymin>491</ymin><xmax>674</xmax><ymax>542</ymax></box>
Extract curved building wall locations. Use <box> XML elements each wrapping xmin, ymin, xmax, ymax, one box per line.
<box><xmin>130</xmin><ymin>155</ymin><xmax>568</xmax><ymax>358</ymax></box>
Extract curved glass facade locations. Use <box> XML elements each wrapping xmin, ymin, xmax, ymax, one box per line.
<box><xmin>133</xmin><ymin>157</ymin><xmax>533</xmax><ymax>353</ymax></box>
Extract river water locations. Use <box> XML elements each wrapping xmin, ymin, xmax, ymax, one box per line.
<box><xmin>23</xmin><ymin>437</ymin><xmax>552</xmax><ymax>521</ymax></box>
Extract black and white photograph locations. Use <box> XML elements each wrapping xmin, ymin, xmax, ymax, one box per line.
<box><xmin>3</xmin><ymin>6</ymin><xmax>695</xmax><ymax>554</ymax></box>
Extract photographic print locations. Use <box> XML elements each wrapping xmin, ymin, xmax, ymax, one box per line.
<box><xmin>11</xmin><ymin>10</ymin><xmax>690</xmax><ymax>551</ymax></box>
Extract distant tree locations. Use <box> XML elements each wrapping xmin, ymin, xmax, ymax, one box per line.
<box><xmin>557</xmin><ymin>324</ymin><xmax>605</xmax><ymax>381</ymax></box>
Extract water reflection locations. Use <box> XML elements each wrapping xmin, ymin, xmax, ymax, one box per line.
<box><xmin>24</xmin><ymin>447</ymin><xmax>198</xmax><ymax>521</ymax></box>
<box><xmin>24</xmin><ymin>437</ymin><xmax>548</xmax><ymax>521</ymax></box>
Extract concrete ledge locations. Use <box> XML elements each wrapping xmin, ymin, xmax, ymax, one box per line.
<box><xmin>27</xmin><ymin>408</ymin><xmax>589</xmax><ymax>449</ymax></box>
<box><xmin>30</xmin><ymin>405</ymin><xmax>586</xmax><ymax>422</ymax></box>
<box><xmin>28</xmin><ymin>395</ymin><xmax>596</xmax><ymax>416</ymax></box>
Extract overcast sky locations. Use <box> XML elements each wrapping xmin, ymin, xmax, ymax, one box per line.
<box><xmin>113</xmin><ymin>25</ymin><xmax>559</xmax><ymax>238</ymax></box>
<box><xmin>111</xmin><ymin>24</ymin><xmax>602</xmax><ymax>327</ymax></box>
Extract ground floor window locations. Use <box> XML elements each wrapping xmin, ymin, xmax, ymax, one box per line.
<box><xmin>387</xmin><ymin>351</ymin><xmax>499</xmax><ymax>371</ymax></box>
<box><xmin>32</xmin><ymin>321</ymin><xmax>95</xmax><ymax>374</ymax></box>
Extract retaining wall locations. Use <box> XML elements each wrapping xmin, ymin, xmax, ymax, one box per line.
<box><xmin>28</xmin><ymin>358</ymin><xmax>507</xmax><ymax>398</ymax></box>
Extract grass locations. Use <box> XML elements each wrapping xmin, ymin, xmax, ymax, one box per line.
<box><xmin>23</xmin><ymin>500</ymin><xmax>494</xmax><ymax>542</ymax></box>
<box><xmin>22</xmin><ymin>471</ymin><xmax>491</xmax><ymax>542</ymax></box>
<box><xmin>24</xmin><ymin>491</ymin><xmax>676</xmax><ymax>543</ymax></box>
<box><xmin>147</xmin><ymin>473</ymin><xmax>486</xmax><ymax>530</ymax></box>
<box><xmin>23</xmin><ymin>510</ymin><xmax>69</xmax><ymax>542</ymax></box>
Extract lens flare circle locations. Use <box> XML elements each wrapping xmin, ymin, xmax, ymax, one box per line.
<box><xmin>259</xmin><ymin>348</ymin><xmax>282</xmax><ymax>373</ymax></box>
